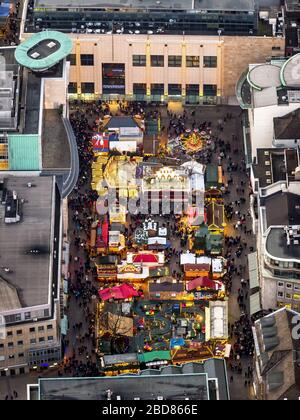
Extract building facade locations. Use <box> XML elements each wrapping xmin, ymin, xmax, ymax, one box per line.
<box><xmin>20</xmin><ymin>0</ymin><xmax>285</xmax><ymax>103</ymax></box>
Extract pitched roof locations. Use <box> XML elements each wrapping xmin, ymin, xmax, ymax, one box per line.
<box><xmin>274</xmin><ymin>109</ymin><xmax>300</xmax><ymax>140</ymax></box>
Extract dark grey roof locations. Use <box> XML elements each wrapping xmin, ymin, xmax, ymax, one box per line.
<box><xmin>265</xmin><ymin>192</ymin><xmax>300</xmax><ymax>227</ymax></box>
<box><xmin>105</xmin><ymin>116</ymin><xmax>139</xmax><ymax>129</ymax></box>
<box><xmin>255</xmin><ymin>308</ymin><xmax>300</xmax><ymax>399</ymax></box>
<box><xmin>35</xmin><ymin>0</ymin><xmax>194</xmax><ymax>10</ymax></box>
<box><xmin>42</xmin><ymin>109</ymin><xmax>71</xmax><ymax>170</ymax></box>
<box><xmin>149</xmin><ymin>281</ymin><xmax>185</xmax><ymax>293</ymax></box>
<box><xmin>0</xmin><ymin>176</ymin><xmax>55</xmax><ymax>308</ymax></box>
<box><xmin>274</xmin><ymin>109</ymin><xmax>300</xmax><ymax>140</ymax></box>
<box><xmin>38</xmin><ymin>374</ymin><xmax>209</xmax><ymax>400</ymax></box>
<box><xmin>253</xmin><ymin>148</ymin><xmax>288</xmax><ymax>188</ymax></box>
<box><xmin>24</xmin><ymin>72</ymin><xmax>42</xmax><ymax>135</ymax></box>
<box><xmin>195</xmin><ymin>0</ymin><xmax>255</xmax><ymax>11</ymax></box>
<box><xmin>266</xmin><ymin>227</ymin><xmax>300</xmax><ymax>260</ymax></box>
<box><xmin>37</xmin><ymin>359</ymin><xmax>229</xmax><ymax>400</ymax></box>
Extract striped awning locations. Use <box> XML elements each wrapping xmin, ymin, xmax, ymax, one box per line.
<box><xmin>248</xmin><ymin>252</ymin><xmax>259</xmax><ymax>289</ymax></box>
<box><xmin>250</xmin><ymin>292</ymin><xmax>262</xmax><ymax>316</ymax></box>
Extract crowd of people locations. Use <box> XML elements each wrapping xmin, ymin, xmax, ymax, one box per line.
<box><xmin>61</xmin><ymin>100</ymin><xmax>256</xmax><ymax>396</ymax></box>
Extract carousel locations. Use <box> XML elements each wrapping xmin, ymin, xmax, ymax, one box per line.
<box><xmin>180</xmin><ymin>129</ymin><xmax>211</xmax><ymax>153</ymax></box>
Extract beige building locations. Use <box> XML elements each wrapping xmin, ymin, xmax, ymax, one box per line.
<box><xmin>63</xmin><ymin>34</ymin><xmax>285</xmax><ymax>103</ymax></box>
<box><xmin>19</xmin><ymin>31</ymin><xmax>285</xmax><ymax>103</ymax></box>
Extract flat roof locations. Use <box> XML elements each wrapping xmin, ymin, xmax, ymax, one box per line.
<box><xmin>266</xmin><ymin>227</ymin><xmax>300</xmax><ymax>261</ymax></box>
<box><xmin>0</xmin><ymin>176</ymin><xmax>55</xmax><ymax>308</ymax></box>
<box><xmin>42</xmin><ymin>109</ymin><xmax>71</xmax><ymax>170</ymax></box>
<box><xmin>38</xmin><ymin>374</ymin><xmax>209</xmax><ymax>400</ymax></box>
<box><xmin>35</xmin><ymin>0</ymin><xmax>194</xmax><ymax>10</ymax></box>
<box><xmin>15</xmin><ymin>31</ymin><xmax>72</xmax><ymax>70</ymax></box>
<box><xmin>195</xmin><ymin>0</ymin><xmax>255</xmax><ymax>11</ymax></box>
<box><xmin>281</xmin><ymin>53</ymin><xmax>300</xmax><ymax>88</ymax></box>
<box><xmin>253</xmin><ymin>148</ymin><xmax>285</xmax><ymax>188</ymax></box>
<box><xmin>35</xmin><ymin>0</ymin><xmax>254</xmax><ymax>11</ymax></box>
<box><xmin>265</xmin><ymin>192</ymin><xmax>300</xmax><ymax>227</ymax></box>
<box><xmin>24</xmin><ymin>72</ymin><xmax>42</xmax><ymax>135</ymax></box>
<box><xmin>248</xmin><ymin>64</ymin><xmax>281</xmax><ymax>91</ymax></box>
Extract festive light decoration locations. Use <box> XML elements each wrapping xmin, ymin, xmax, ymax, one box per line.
<box><xmin>181</xmin><ymin>129</ymin><xmax>211</xmax><ymax>153</ymax></box>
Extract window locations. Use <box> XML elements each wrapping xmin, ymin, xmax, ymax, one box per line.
<box><xmin>277</xmin><ymin>282</ymin><xmax>284</xmax><ymax>288</ymax></box>
<box><xmin>151</xmin><ymin>84</ymin><xmax>164</xmax><ymax>95</ymax></box>
<box><xmin>47</xmin><ymin>325</ymin><xmax>53</xmax><ymax>330</ymax></box>
<box><xmin>277</xmin><ymin>291</ymin><xmax>284</xmax><ymax>298</ymax></box>
<box><xmin>186</xmin><ymin>84</ymin><xmax>199</xmax><ymax>96</ymax></box>
<box><xmin>81</xmin><ymin>83</ymin><xmax>95</xmax><ymax>94</ymax></box>
<box><xmin>29</xmin><ymin>327</ymin><xmax>35</xmax><ymax>333</ymax></box>
<box><xmin>168</xmin><ymin>55</ymin><xmax>182</xmax><ymax>67</ymax></box>
<box><xmin>38</xmin><ymin>326</ymin><xmax>44</xmax><ymax>332</ymax></box>
<box><xmin>17</xmin><ymin>341</ymin><xmax>23</xmax><ymax>346</ymax></box>
<box><xmin>67</xmin><ymin>54</ymin><xmax>76</xmax><ymax>65</ymax></box>
<box><xmin>80</xmin><ymin>54</ymin><xmax>94</xmax><ymax>66</ymax></box>
<box><xmin>151</xmin><ymin>55</ymin><xmax>164</xmax><ymax>67</ymax></box>
<box><xmin>0</xmin><ymin>344</ymin><xmax>4</xmax><ymax>349</ymax></box>
<box><xmin>39</xmin><ymin>337</ymin><xmax>45</xmax><ymax>343</ymax></box>
<box><xmin>8</xmin><ymin>355</ymin><xmax>14</xmax><ymax>360</ymax></box>
<box><xmin>18</xmin><ymin>353</ymin><xmax>24</xmax><ymax>359</ymax></box>
<box><xmin>7</xmin><ymin>331</ymin><xmax>13</xmax><ymax>337</ymax></box>
<box><xmin>286</xmin><ymin>283</ymin><xmax>293</xmax><ymax>290</ymax></box>
<box><xmin>48</xmin><ymin>336</ymin><xmax>54</xmax><ymax>341</ymax></box>
<box><xmin>168</xmin><ymin>84</ymin><xmax>182</xmax><ymax>96</ymax></box>
<box><xmin>204</xmin><ymin>56</ymin><xmax>217</xmax><ymax>68</ymax></box>
<box><xmin>133</xmin><ymin>55</ymin><xmax>146</xmax><ymax>67</ymax></box>
<box><xmin>8</xmin><ymin>342</ymin><xmax>14</xmax><ymax>348</ymax></box>
<box><xmin>203</xmin><ymin>84</ymin><xmax>217</xmax><ymax>96</ymax></box>
<box><xmin>186</xmin><ymin>56</ymin><xmax>200</xmax><ymax>68</ymax></box>
<box><xmin>272</xmin><ymin>46</ymin><xmax>281</xmax><ymax>51</ymax></box>
<box><xmin>294</xmin><ymin>293</ymin><xmax>300</xmax><ymax>301</ymax></box>
<box><xmin>68</xmin><ymin>82</ymin><xmax>77</xmax><ymax>94</ymax></box>
<box><xmin>286</xmin><ymin>293</ymin><xmax>292</xmax><ymax>300</ymax></box>
<box><xmin>16</xmin><ymin>330</ymin><xmax>22</xmax><ymax>336</ymax></box>
<box><xmin>4</xmin><ymin>314</ymin><xmax>21</xmax><ymax>324</ymax></box>
<box><xmin>44</xmin><ymin>309</ymin><xmax>50</xmax><ymax>317</ymax></box>
<box><xmin>133</xmin><ymin>83</ymin><xmax>147</xmax><ymax>95</ymax></box>
<box><xmin>30</xmin><ymin>339</ymin><xmax>36</xmax><ymax>345</ymax></box>
<box><xmin>24</xmin><ymin>312</ymin><xmax>31</xmax><ymax>320</ymax></box>
<box><xmin>19</xmin><ymin>368</ymin><xmax>25</xmax><ymax>375</ymax></box>
<box><xmin>294</xmin><ymin>285</ymin><xmax>300</xmax><ymax>292</ymax></box>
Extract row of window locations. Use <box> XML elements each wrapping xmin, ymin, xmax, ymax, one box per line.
<box><xmin>67</xmin><ymin>54</ymin><xmax>218</xmax><ymax>68</ymax></box>
<box><xmin>133</xmin><ymin>55</ymin><xmax>217</xmax><ymax>68</ymax></box>
<box><xmin>4</xmin><ymin>309</ymin><xmax>50</xmax><ymax>324</ymax></box>
<box><xmin>68</xmin><ymin>54</ymin><xmax>94</xmax><ymax>66</ymax></box>
<box><xmin>5</xmin><ymin>325</ymin><xmax>53</xmax><ymax>338</ymax></box>
<box><xmin>68</xmin><ymin>82</ymin><xmax>217</xmax><ymax>96</ymax></box>
<box><xmin>29</xmin><ymin>358</ymin><xmax>58</xmax><ymax>366</ymax></box>
<box><xmin>1</xmin><ymin>353</ymin><xmax>25</xmax><ymax>360</ymax></box>
<box><xmin>0</xmin><ymin>368</ymin><xmax>26</xmax><ymax>376</ymax></box>
<box><xmin>277</xmin><ymin>281</ymin><xmax>300</xmax><ymax>292</ymax></box>
<box><xmin>277</xmin><ymin>291</ymin><xmax>300</xmax><ymax>301</ymax></box>
<box><xmin>266</xmin><ymin>257</ymin><xmax>300</xmax><ymax>270</ymax></box>
<box><xmin>0</xmin><ymin>336</ymin><xmax>54</xmax><ymax>350</ymax></box>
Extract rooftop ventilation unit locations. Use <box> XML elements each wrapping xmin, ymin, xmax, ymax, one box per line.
<box><xmin>284</xmin><ymin>225</ymin><xmax>300</xmax><ymax>246</ymax></box>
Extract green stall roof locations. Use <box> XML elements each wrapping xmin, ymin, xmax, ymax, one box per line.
<box><xmin>8</xmin><ymin>134</ymin><xmax>40</xmax><ymax>171</ymax></box>
<box><xmin>138</xmin><ymin>351</ymin><xmax>171</xmax><ymax>364</ymax></box>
